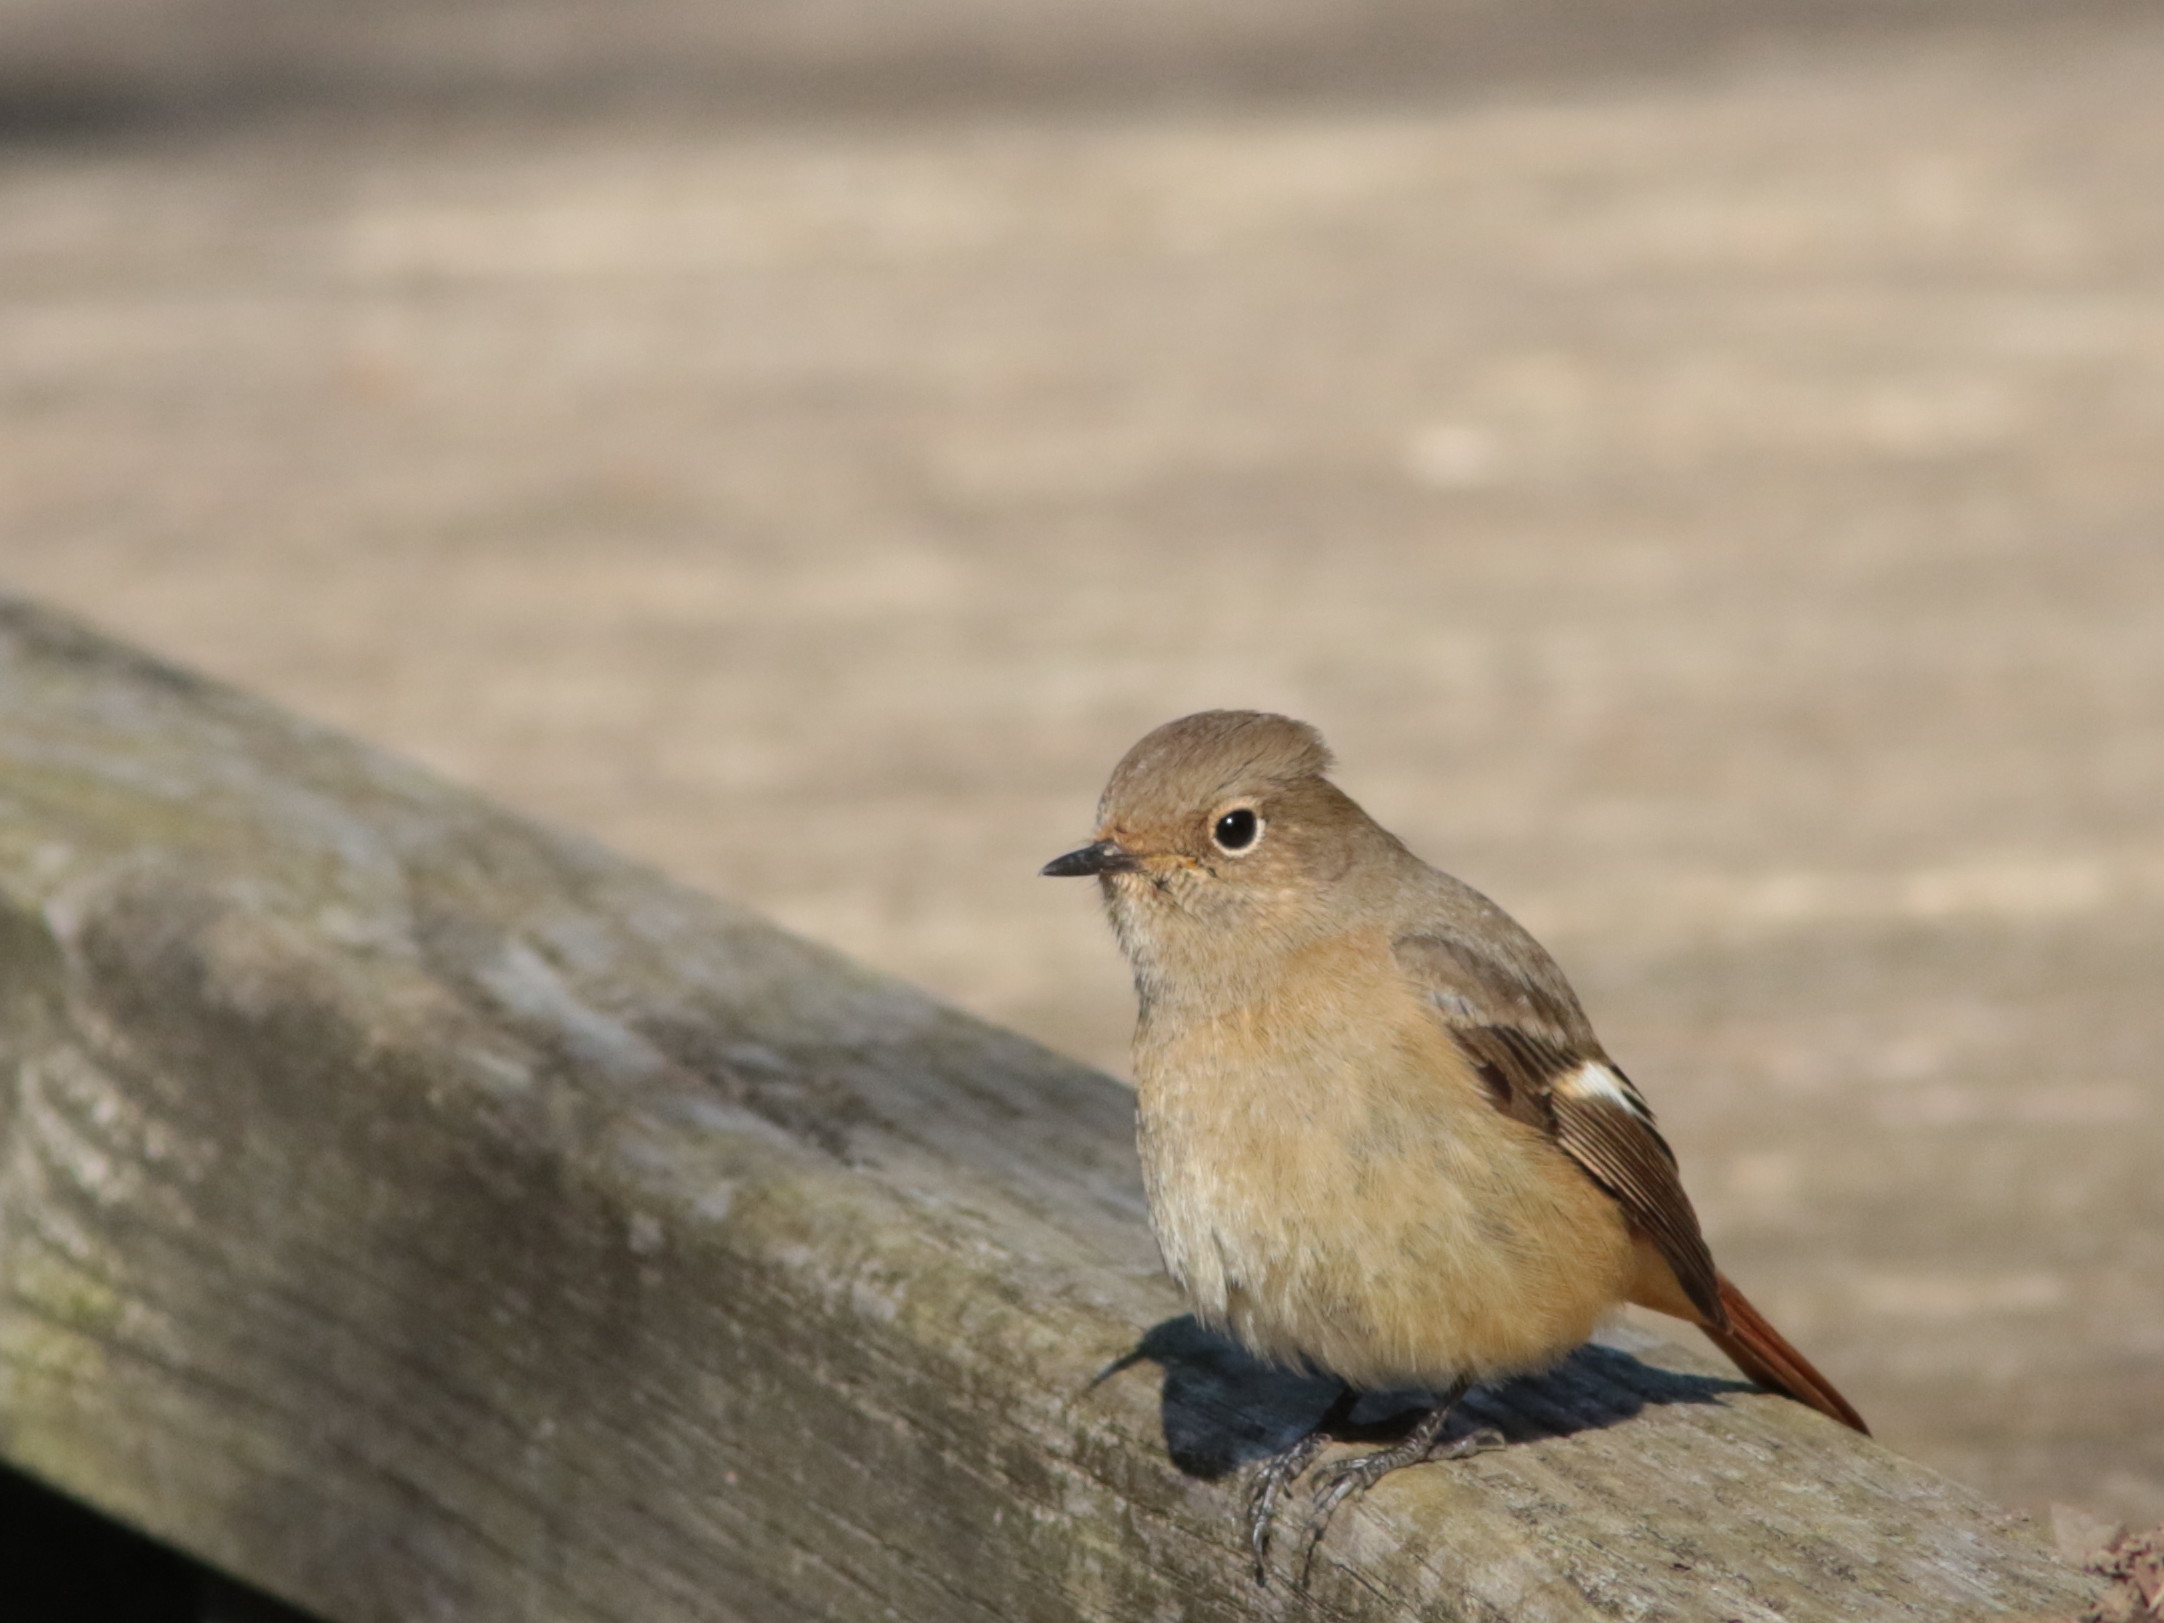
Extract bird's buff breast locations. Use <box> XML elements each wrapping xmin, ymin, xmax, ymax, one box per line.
<box><xmin>1133</xmin><ymin>963</ymin><xmax>1633</xmax><ymax>1391</ymax></box>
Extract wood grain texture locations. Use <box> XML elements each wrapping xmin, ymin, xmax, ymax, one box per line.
<box><xmin>0</xmin><ymin>595</ymin><xmax>2094</xmax><ymax>1621</ymax></box>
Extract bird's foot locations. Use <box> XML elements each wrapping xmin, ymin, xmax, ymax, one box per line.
<box><xmin>1244</xmin><ymin>1429</ymin><xmax>1330</xmax><ymax>1585</ymax></box>
<box><xmin>1297</xmin><ymin>1386</ymin><xmax>1488</xmax><ymax>1585</ymax></box>
<box><xmin>1244</xmin><ymin>1383</ymin><xmax>1359</xmax><ymax>1586</ymax></box>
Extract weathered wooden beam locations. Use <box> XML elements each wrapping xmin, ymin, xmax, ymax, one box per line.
<box><xmin>0</xmin><ymin>595</ymin><xmax>2093</xmax><ymax>1622</ymax></box>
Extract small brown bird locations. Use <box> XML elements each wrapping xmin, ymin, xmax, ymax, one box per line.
<box><xmin>1044</xmin><ymin>710</ymin><xmax>1866</xmax><ymax>1575</ymax></box>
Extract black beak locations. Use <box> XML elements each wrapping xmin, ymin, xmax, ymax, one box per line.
<box><xmin>1040</xmin><ymin>839</ymin><xmax>1139</xmax><ymax>878</ymax></box>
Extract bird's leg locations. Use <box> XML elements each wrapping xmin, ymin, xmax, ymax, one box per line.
<box><xmin>1245</xmin><ymin>1382</ymin><xmax>1358</xmax><ymax>1585</ymax></box>
<box><xmin>1299</xmin><ymin>1379</ymin><xmax>1491</xmax><ymax>1581</ymax></box>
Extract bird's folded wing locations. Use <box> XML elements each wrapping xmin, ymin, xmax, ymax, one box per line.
<box><xmin>1393</xmin><ymin>933</ymin><xmax>1725</xmax><ymax>1326</ymax></box>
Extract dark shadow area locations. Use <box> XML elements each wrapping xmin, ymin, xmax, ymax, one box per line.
<box><xmin>0</xmin><ymin>0</ymin><xmax>2153</xmax><ymax>146</ymax></box>
<box><xmin>1117</xmin><ymin>1315</ymin><xmax>1749</xmax><ymax>1482</ymax></box>
<box><xmin>0</xmin><ymin>1461</ymin><xmax>318</xmax><ymax>1623</ymax></box>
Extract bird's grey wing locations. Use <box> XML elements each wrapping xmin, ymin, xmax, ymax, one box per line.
<box><xmin>1393</xmin><ymin>933</ymin><xmax>1723</xmax><ymax>1324</ymax></box>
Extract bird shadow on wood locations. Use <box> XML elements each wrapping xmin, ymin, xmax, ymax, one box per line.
<box><xmin>1104</xmin><ymin>1315</ymin><xmax>1751</xmax><ymax>1482</ymax></box>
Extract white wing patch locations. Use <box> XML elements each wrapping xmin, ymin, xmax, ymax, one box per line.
<box><xmin>1565</xmin><ymin>1060</ymin><xmax>1652</xmax><ymax>1120</ymax></box>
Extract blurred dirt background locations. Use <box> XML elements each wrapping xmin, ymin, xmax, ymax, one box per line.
<box><xmin>3</xmin><ymin>0</ymin><xmax>2161</xmax><ymax>1534</ymax></box>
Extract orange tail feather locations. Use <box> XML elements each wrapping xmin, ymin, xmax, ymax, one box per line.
<box><xmin>1703</xmin><ymin>1273</ymin><xmax>1869</xmax><ymax>1434</ymax></box>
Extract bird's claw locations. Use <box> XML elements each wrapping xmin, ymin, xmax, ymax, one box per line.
<box><xmin>1296</xmin><ymin>1397</ymin><xmax>1482</xmax><ymax>1585</ymax></box>
<box><xmin>1244</xmin><ymin>1432</ymin><xmax>1328</xmax><ymax>1585</ymax></box>
<box><xmin>1443</xmin><ymin>1424</ymin><xmax>1506</xmax><ymax>1460</ymax></box>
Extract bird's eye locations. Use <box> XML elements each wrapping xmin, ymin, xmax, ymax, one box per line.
<box><xmin>1211</xmin><ymin>807</ymin><xmax>1261</xmax><ymax>853</ymax></box>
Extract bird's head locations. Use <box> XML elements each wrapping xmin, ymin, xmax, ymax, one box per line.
<box><xmin>1043</xmin><ymin>711</ymin><xmax>1399</xmax><ymax>985</ymax></box>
